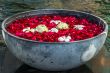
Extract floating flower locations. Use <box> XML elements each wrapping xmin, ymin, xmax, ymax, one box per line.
<box><xmin>35</xmin><ymin>24</ymin><xmax>48</xmax><ymax>33</ymax></box>
<box><xmin>49</xmin><ymin>28</ymin><xmax>58</xmax><ymax>33</ymax></box>
<box><xmin>66</xmin><ymin>36</ymin><xmax>71</xmax><ymax>40</ymax></box>
<box><xmin>30</xmin><ymin>29</ymin><xmax>35</xmax><ymax>33</ymax></box>
<box><xmin>58</xmin><ymin>36</ymin><xmax>71</xmax><ymax>42</ymax></box>
<box><xmin>23</xmin><ymin>27</ymin><xmax>32</xmax><ymax>33</ymax></box>
<box><xmin>50</xmin><ymin>20</ymin><xmax>61</xmax><ymax>24</ymax></box>
<box><xmin>58</xmin><ymin>36</ymin><xmax>65</xmax><ymax>42</ymax></box>
<box><xmin>74</xmin><ymin>25</ymin><xmax>85</xmax><ymax>30</ymax></box>
<box><xmin>56</xmin><ymin>22</ymin><xmax>69</xmax><ymax>29</ymax></box>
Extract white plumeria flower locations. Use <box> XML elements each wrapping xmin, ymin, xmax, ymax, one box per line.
<box><xmin>65</xmin><ymin>39</ymin><xmax>70</xmax><ymax>42</ymax></box>
<box><xmin>23</xmin><ymin>24</ymin><xmax>49</xmax><ymax>33</ymax></box>
<box><xmin>74</xmin><ymin>25</ymin><xmax>85</xmax><ymax>30</ymax></box>
<box><xmin>58</xmin><ymin>36</ymin><xmax>71</xmax><ymax>42</ymax></box>
<box><xmin>66</xmin><ymin>36</ymin><xmax>71</xmax><ymax>40</ymax></box>
<box><xmin>22</xmin><ymin>27</ymin><xmax>31</xmax><ymax>33</ymax></box>
<box><xmin>30</xmin><ymin>29</ymin><xmax>35</xmax><ymax>33</ymax></box>
<box><xmin>58</xmin><ymin>37</ymin><xmax>65</xmax><ymax>42</ymax></box>
<box><xmin>50</xmin><ymin>20</ymin><xmax>61</xmax><ymax>24</ymax></box>
<box><xmin>49</xmin><ymin>28</ymin><xmax>58</xmax><ymax>33</ymax></box>
<box><xmin>23</xmin><ymin>27</ymin><xmax>36</xmax><ymax>33</ymax></box>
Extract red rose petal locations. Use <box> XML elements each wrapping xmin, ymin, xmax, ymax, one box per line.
<box><xmin>6</xmin><ymin>15</ymin><xmax>104</xmax><ymax>42</ymax></box>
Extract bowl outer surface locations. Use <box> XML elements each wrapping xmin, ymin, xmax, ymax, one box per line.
<box><xmin>1</xmin><ymin>9</ymin><xmax>108</xmax><ymax>71</ymax></box>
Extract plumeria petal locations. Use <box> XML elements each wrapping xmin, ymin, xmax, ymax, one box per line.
<box><xmin>62</xmin><ymin>36</ymin><xmax>66</xmax><ymax>39</ymax></box>
<box><xmin>22</xmin><ymin>27</ymin><xmax>31</xmax><ymax>33</ymax></box>
<box><xmin>65</xmin><ymin>39</ymin><xmax>70</xmax><ymax>42</ymax></box>
<box><xmin>58</xmin><ymin>37</ymin><xmax>65</xmax><ymax>42</ymax></box>
<box><xmin>58</xmin><ymin>36</ymin><xmax>71</xmax><ymax>42</ymax></box>
<box><xmin>30</xmin><ymin>29</ymin><xmax>35</xmax><ymax>33</ymax></box>
<box><xmin>50</xmin><ymin>20</ymin><xmax>61</xmax><ymax>24</ymax></box>
<box><xmin>67</xmin><ymin>36</ymin><xmax>71</xmax><ymax>39</ymax></box>
<box><xmin>49</xmin><ymin>28</ymin><xmax>58</xmax><ymax>33</ymax></box>
<box><xmin>65</xmin><ymin>36</ymin><xmax>71</xmax><ymax>42</ymax></box>
<box><xmin>74</xmin><ymin>25</ymin><xmax>85</xmax><ymax>30</ymax></box>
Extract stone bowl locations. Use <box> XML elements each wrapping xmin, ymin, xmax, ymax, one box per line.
<box><xmin>1</xmin><ymin>9</ymin><xmax>108</xmax><ymax>71</ymax></box>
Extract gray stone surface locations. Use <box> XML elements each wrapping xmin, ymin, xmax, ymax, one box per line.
<box><xmin>0</xmin><ymin>45</ymin><xmax>22</xmax><ymax>73</ymax></box>
<box><xmin>1</xmin><ymin>50</ymin><xmax>22</xmax><ymax>73</ymax></box>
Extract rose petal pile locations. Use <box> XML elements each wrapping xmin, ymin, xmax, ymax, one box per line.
<box><xmin>6</xmin><ymin>15</ymin><xmax>103</xmax><ymax>42</ymax></box>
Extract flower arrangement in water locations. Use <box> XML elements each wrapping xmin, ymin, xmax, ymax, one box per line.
<box><xmin>6</xmin><ymin>15</ymin><xmax>103</xmax><ymax>42</ymax></box>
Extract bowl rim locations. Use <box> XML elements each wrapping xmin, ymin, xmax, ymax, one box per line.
<box><xmin>1</xmin><ymin>9</ymin><xmax>108</xmax><ymax>44</ymax></box>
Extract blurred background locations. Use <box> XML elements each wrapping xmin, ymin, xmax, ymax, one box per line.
<box><xmin>0</xmin><ymin>0</ymin><xmax>110</xmax><ymax>73</ymax></box>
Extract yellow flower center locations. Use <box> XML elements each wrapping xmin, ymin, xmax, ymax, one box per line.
<box><xmin>56</xmin><ymin>22</ymin><xmax>69</xmax><ymax>29</ymax></box>
<box><xmin>35</xmin><ymin>24</ymin><xmax>48</xmax><ymax>33</ymax></box>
